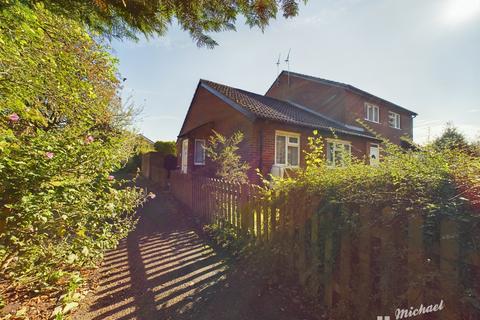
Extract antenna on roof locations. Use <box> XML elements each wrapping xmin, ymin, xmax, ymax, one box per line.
<box><xmin>285</xmin><ymin>48</ymin><xmax>291</xmax><ymax>86</ymax></box>
<box><xmin>275</xmin><ymin>53</ymin><xmax>281</xmax><ymax>86</ymax></box>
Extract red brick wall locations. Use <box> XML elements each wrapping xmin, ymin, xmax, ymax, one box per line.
<box><xmin>176</xmin><ymin>86</ymin><xmax>257</xmax><ymax>179</ymax></box>
<box><xmin>178</xmin><ymin>84</ymin><xmax>382</xmax><ymax>185</ymax></box>
<box><xmin>266</xmin><ymin>73</ymin><xmax>347</xmax><ymax>121</ymax></box>
<box><xmin>266</xmin><ymin>73</ymin><xmax>414</xmax><ymax>145</ymax></box>
<box><xmin>343</xmin><ymin>91</ymin><xmax>413</xmax><ymax>146</ymax></box>
<box><xmin>253</xmin><ymin>121</ymin><xmax>374</xmax><ymax>180</ymax></box>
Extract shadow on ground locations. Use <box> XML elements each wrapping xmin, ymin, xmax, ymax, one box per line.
<box><xmin>73</xmin><ymin>190</ymin><xmax>317</xmax><ymax>320</ymax></box>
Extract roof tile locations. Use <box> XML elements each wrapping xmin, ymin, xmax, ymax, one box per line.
<box><xmin>200</xmin><ymin>80</ymin><xmax>377</xmax><ymax>139</ymax></box>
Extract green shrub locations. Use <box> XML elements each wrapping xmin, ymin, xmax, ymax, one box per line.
<box><xmin>0</xmin><ymin>2</ymin><xmax>146</xmax><ymax>290</ymax></box>
<box><xmin>265</xmin><ymin>130</ymin><xmax>480</xmax><ymax>216</ymax></box>
<box><xmin>204</xmin><ymin>130</ymin><xmax>250</xmax><ymax>184</ymax></box>
<box><xmin>154</xmin><ymin>140</ymin><xmax>176</xmax><ymax>155</ymax></box>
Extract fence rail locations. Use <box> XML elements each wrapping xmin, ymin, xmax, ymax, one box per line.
<box><xmin>170</xmin><ymin>171</ymin><xmax>480</xmax><ymax>319</ymax></box>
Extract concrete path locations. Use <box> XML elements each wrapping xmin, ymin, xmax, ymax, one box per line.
<box><xmin>73</xmin><ymin>191</ymin><xmax>317</xmax><ymax>320</ymax></box>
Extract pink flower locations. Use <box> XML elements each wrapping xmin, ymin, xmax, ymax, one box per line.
<box><xmin>85</xmin><ymin>135</ymin><xmax>94</xmax><ymax>144</ymax></box>
<box><xmin>45</xmin><ymin>152</ymin><xmax>54</xmax><ymax>159</ymax></box>
<box><xmin>8</xmin><ymin>113</ymin><xmax>19</xmax><ymax>122</ymax></box>
<box><xmin>107</xmin><ymin>175</ymin><xmax>115</xmax><ymax>181</ymax></box>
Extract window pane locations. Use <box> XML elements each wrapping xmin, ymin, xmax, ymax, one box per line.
<box><xmin>374</xmin><ymin>107</ymin><xmax>379</xmax><ymax>122</ymax></box>
<box><xmin>388</xmin><ymin>112</ymin><xmax>394</xmax><ymax>126</ymax></box>
<box><xmin>327</xmin><ymin>142</ymin><xmax>334</xmax><ymax>165</ymax></box>
<box><xmin>276</xmin><ymin>135</ymin><xmax>286</xmax><ymax>164</ymax></box>
<box><xmin>288</xmin><ymin>136</ymin><xmax>298</xmax><ymax>144</ymax></box>
<box><xmin>194</xmin><ymin>140</ymin><xmax>205</xmax><ymax>164</ymax></box>
<box><xmin>287</xmin><ymin>146</ymin><xmax>299</xmax><ymax>166</ymax></box>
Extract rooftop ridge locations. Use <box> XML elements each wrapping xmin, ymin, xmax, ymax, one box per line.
<box><xmin>199</xmin><ymin>79</ymin><xmax>379</xmax><ymax>140</ymax></box>
<box><xmin>276</xmin><ymin>70</ymin><xmax>417</xmax><ymax>116</ymax></box>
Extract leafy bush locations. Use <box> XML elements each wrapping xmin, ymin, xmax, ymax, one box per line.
<box><xmin>265</xmin><ymin>130</ymin><xmax>480</xmax><ymax>216</ymax></box>
<box><xmin>204</xmin><ymin>130</ymin><xmax>250</xmax><ymax>184</ymax></box>
<box><xmin>154</xmin><ymin>140</ymin><xmax>176</xmax><ymax>155</ymax></box>
<box><xmin>0</xmin><ymin>2</ymin><xmax>146</xmax><ymax>290</ymax></box>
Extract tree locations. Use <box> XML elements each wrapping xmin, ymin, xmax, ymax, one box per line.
<box><xmin>2</xmin><ymin>0</ymin><xmax>306</xmax><ymax>47</ymax></box>
<box><xmin>0</xmin><ymin>2</ymin><xmax>146</xmax><ymax>288</ymax></box>
<box><xmin>432</xmin><ymin>122</ymin><xmax>470</xmax><ymax>151</ymax></box>
<box><xmin>204</xmin><ymin>130</ymin><xmax>250</xmax><ymax>184</ymax></box>
<box><xmin>154</xmin><ymin>140</ymin><xmax>176</xmax><ymax>155</ymax></box>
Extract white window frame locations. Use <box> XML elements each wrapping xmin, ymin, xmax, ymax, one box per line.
<box><xmin>326</xmin><ymin>139</ymin><xmax>352</xmax><ymax>167</ymax></box>
<box><xmin>365</xmin><ymin>103</ymin><xmax>380</xmax><ymax>123</ymax></box>
<box><xmin>194</xmin><ymin>139</ymin><xmax>206</xmax><ymax>165</ymax></box>
<box><xmin>388</xmin><ymin>111</ymin><xmax>401</xmax><ymax>129</ymax></box>
<box><xmin>274</xmin><ymin>130</ymin><xmax>300</xmax><ymax>167</ymax></box>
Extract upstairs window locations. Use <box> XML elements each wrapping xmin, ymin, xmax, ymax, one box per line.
<box><xmin>275</xmin><ymin>131</ymin><xmax>300</xmax><ymax>167</ymax></box>
<box><xmin>389</xmin><ymin>111</ymin><xmax>401</xmax><ymax>129</ymax></box>
<box><xmin>327</xmin><ymin>140</ymin><xmax>352</xmax><ymax>167</ymax></box>
<box><xmin>194</xmin><ymin>139</ymin><xmax>205</xmax><ymax>165</ymax></box>
<box><xmin>365</xmin><ymin>103</ymin><xmax>379</xmax><ymax>123</ymax></box>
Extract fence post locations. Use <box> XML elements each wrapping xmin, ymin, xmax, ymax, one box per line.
<box><xmin>439</xmin><ymin>217</ymin><xmax>459</xmax><ymax>320</ymax></box>
<box><xmin>338</xmin><ymin>206</ymin><xmax>351</xmax><ymax>315</ymax></box>
<box><xmin>379</xmin><ymin>206</ymin><xmax>395</xmax><ymax>313</ymax></box>
<box><xmin>406</xmin><ymin>212</ymin><xmax>424</xmax><ymax>310</ymax></box>
<box><xmin>357</xmin><ymin>205</ymin><xmax>372</xmax><ymax>319</ymax></box>
<box><xmin>307</xmin><ymin>205</ymin><xmax>321</xmax><ymax>297</ymax></box>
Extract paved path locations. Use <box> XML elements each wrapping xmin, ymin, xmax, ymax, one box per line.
<box><xmin>73</xmin><ymin>191</ymin><xmax>317</xmax><ymax>320</ymax></box>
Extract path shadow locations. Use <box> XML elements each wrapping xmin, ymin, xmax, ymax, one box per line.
<box><xmin>73</xmin><ymin>191</ymin><xmax>316</xmax><ymax>320</ymax></box>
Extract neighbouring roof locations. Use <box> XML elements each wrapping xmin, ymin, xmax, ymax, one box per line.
<box><xmin>138</xmin><ymin>134</ymin><xmax>154</xmax><ymax>145</ymax></box>
<box><xmin>199</xmin><ymin>79</ymin><xmax>379</xmax><ymax>140</ymax></box>
<box><xmin>276</xmin><ymin>71</ymin><xmax>418</xmax><ymax>116</ymax></box>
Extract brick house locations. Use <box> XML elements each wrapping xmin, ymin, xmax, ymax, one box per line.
<box><xmin>176</xmin><ymin>71</ymin><xmax>417</xmax><ymax>183</ymax></box>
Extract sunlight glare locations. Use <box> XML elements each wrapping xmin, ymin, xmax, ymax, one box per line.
<box><xmin>443</xmin><ymin>0</ymin><xmax>480</xmax><ymax>25</ymax></box>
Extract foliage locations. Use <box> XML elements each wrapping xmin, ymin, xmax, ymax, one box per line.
<box><xmin>2</xmin><ymin>0</ymin><xmax>307</xmax><ymax>47</ymax></box>
<box><xmin>118</xmin><ymin>135</ymin><xmax>155</xmax><ymax>174</ymax></box>
<box><xmin>432</xmin><ymin>122</ymin><xmax>472</xmax><ymax>152</ymax></box>
<box><xmin>267</xmin><ymin>130</ymin><xmax>480</xmax><ymax>214</ymax></box>
<box><xmin>0</xmin><ymin>1</ymin><xmax>146</xmax><ymax>297</ymax></box>
<box><xmin>203</xmin><ymin>223</ymin><xmax>249</xmax><ymax>256</ymax></box>
<box><xmin>154</xmin><ymin>140</ymin><xmax>176</xmax><ymax>155</ymax></box>
<box><xmin>204</xmin><ymin>130</ymin><xmax>250</xmax><ymax>184</ymax></box>
<box><xmin>256</xmin><ymin>130</ymin><xmax>480</xmax><ymax>316</ymax></box>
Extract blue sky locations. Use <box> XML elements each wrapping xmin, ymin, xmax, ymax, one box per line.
<box><xmin>111</xmin><ymin>0</ymin><xmax>480</xmax><ymax>144</ymax></box>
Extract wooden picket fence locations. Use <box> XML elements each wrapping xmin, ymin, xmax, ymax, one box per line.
<box><xmin>170</xmin><ymin>171</ymin><xmax>480</xmax><ymax>319</ymax></box>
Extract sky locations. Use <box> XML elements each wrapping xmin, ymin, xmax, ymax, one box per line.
<box><xmin>111</xmin><ymin>0</ymin><xmax>480</xmax><ymax>144</ymax></box>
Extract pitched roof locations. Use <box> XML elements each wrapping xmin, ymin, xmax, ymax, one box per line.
<box><xmin>199</xmin><ymin>79</ymin><xmax>378</xmax><ymax>140</ymax></box>
<box><xmin>276</xmin><ymin>71</ymin><xmax>417</xmax><ymax>116</ymax></box>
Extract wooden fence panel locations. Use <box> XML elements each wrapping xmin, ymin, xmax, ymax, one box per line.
<box><xmin>168</xmin><ymin>172</ymin><xmax>479</xmax><ymax>319</ymax></box>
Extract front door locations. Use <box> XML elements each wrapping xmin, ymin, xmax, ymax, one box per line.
<box><xmin>369</xmin><ymin>144</ymin><xmax>379</xmax><ymax>166</ymax></box>
<box><xmin>181</xmin><ymin>139</ymin><xmax>188</xmax><ymax>174</ymax></box>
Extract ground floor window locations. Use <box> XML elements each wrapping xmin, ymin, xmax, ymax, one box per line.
<box><xmin>327</xmin><ymin>140</ymin><xmax>351</xmax><ymax>167</ymax></box>
<box><xmin>275</xmin><ymin>131</ymin><xmax>300</xmax><ymax>167</ymax></box>
<box><xmin>194</xmin><ymin>139</ymin><xmax>206</xmax><ymax>165</ymax></box>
